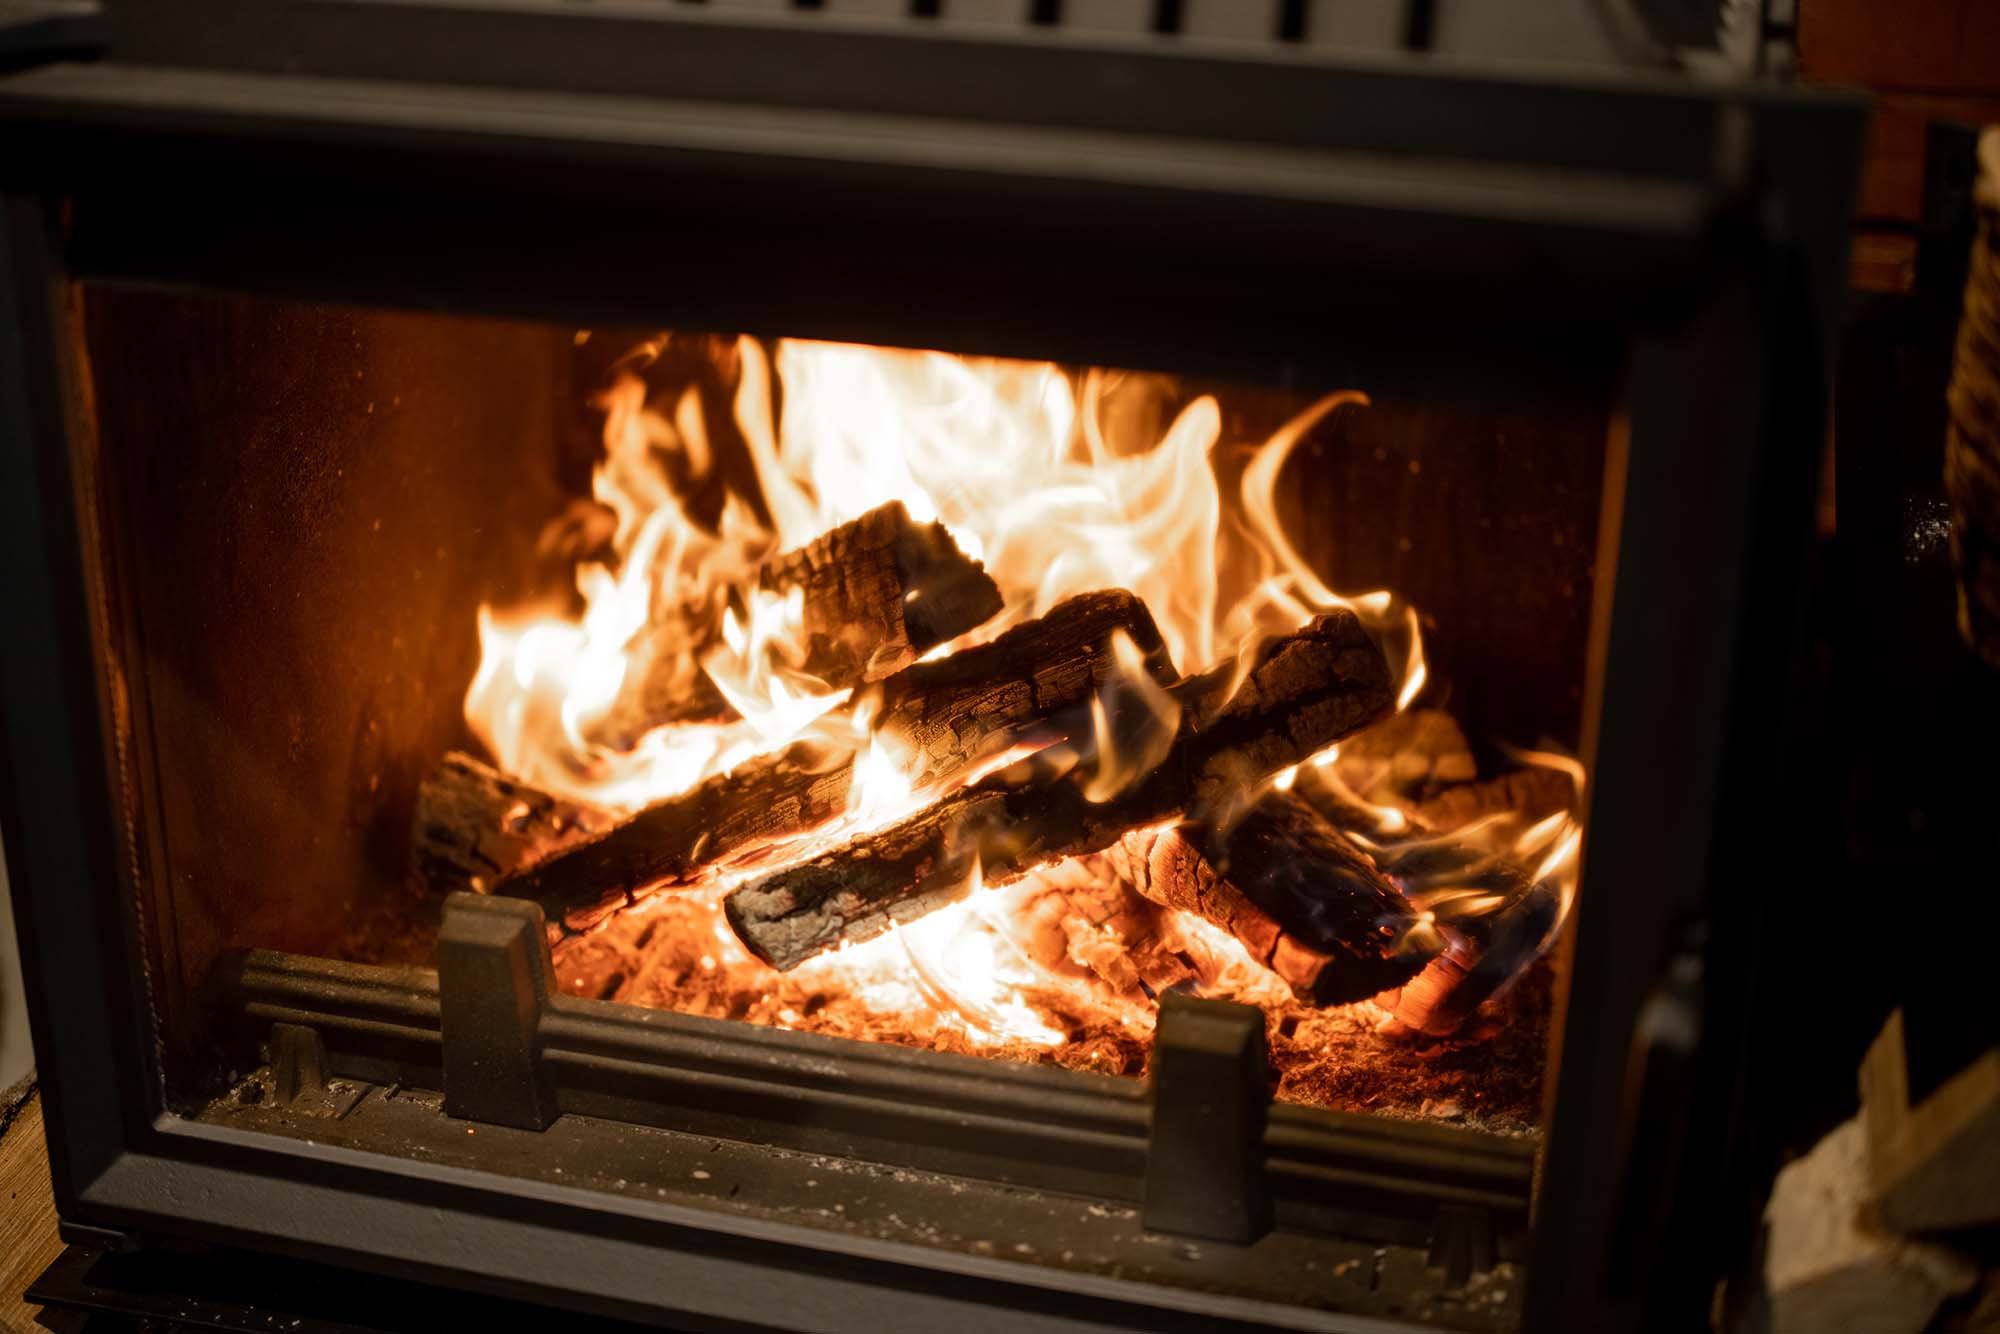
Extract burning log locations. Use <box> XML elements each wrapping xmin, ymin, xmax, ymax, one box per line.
<box><xmin>412</xmin><ymin>752</ymin><xmax>617</xmax><ymax>895</ymax></box>
<box><xmin>1410</xmin><ymin>767</ymin><xmax>1574</xmax><ymax>833</ymax></box>
<box><xmin>1007</xmin><ymin>862</ymin><xmax>1207</xmax><ymax>999</ymax></box>
<box><xmin>763</xmin><ymin>499</ymin><xmax>1007</xmax><ymax>689</ymax></box>
<box><xmin>1278</xmin><ymin>715</ymin><xmax>1579</xmax><ymax>1036</ymax></box>
<box><xmin>1101</xmin><ymin>792</ymin><xmax>1423</xmax><ymax>1007</ymax></box>
<box><xmin>496</xmin><ymin>590</ymin><xmax>1173</xmax><ymax>934</ymax></box>
<box><xmin>602</xmin><ymin>499</ymin><xmax>1005</xmax><ymax>738</ymax></box>
<box><xmin>1328</xmin><ymin>708</ymin><xmax>1477</xmax><ymax>803</ymax></box>
<box><xmin>725</xmin><ymin>609</ymin><xmax>1396</xmax><ymax>971</ymax></box>
<box><xmin>873</xmin><ymin>587</ymin><xmax>1173</xmax><ymax>778</ymax></box>
<box><xmin>1369</xmin><ymin>783</ymin><xmax>1572</xmax><ymax>1039</ymax></box>
<box><xmin>1375</xmin><ymin>878</ymin><xmax>1559</xmax><ymax>1039</ymax></box>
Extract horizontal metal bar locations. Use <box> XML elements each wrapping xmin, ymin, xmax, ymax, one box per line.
<box><xmin>101</xmin><ymin>1116</ymin><xmax>1486</xmax><ymax>1332</ymax></box>
<box><xmin>0</xmin><ymin>64</ymin><xmax>1708</xmax><ymax>232</ymax></box>
<box><xmin>83</xmin><ymin>0</ymin><xmax>1846</xmax><ymax>179</ymax></box>
<box><xmin>0</xmin><ymin>66</ymin><xmax>1677</xmax><ymax>400</ymax></box>
<box><xmin>216</xmin><ymin>947</ymin><xmax>1536</xmax><ymax>1250</ymax></box>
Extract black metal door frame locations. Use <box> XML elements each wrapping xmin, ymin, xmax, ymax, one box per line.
<box><xmin>0</xmin><ymin>11</ymin><xmax>1864</xmax><ymax>1329</ymax></box>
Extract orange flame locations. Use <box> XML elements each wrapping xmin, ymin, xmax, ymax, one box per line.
<box><xmin>1081</xmin><ymin>629</ymin><xmax>1182</xmax><ymax>803</ymax></box>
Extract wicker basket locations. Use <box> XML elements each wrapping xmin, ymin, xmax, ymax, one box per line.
<box><xmin>1946</xmin><ymin>127</ymin><xmax>2000</xmax><ymax>669</ymax></box>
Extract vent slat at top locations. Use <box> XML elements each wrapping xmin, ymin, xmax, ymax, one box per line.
<box><xmin>937</xmin><ymin>0</ymin><xmax>1035</xmax><ymax>25</ymax></box>
<box><xmin>631</xmin><ymin>0</ymin><xmax>1684</xmax><ymax>68</ymax></box>
<box><xmin>1305</xmin><ymin>0</ymin><xmax>1405</xmax><ymax>52</ymax></box>
<box><xmin>1179</xmin><ymin>0</ymin><xmax>1282</xmax><ymax>42</ymax></box>
<box><xmin>1062</xmin><ymin>0</ymin><xmax>1154</xmax><ymax>33</ymax></box>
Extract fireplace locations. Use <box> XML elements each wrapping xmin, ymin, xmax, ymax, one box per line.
<box><xmin>0</xmin><ymin>6</ymin><xmax>1862</xmax><ymax>1331</ymax></box>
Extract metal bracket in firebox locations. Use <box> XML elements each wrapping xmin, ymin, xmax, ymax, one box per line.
<box><xmin>1143</xmin><ymin>992</ymin><xmax>1272</xmax><ymax>1243</ymax></box>
<box><xmin>1427</xmin><ymin>1202</ymin><xmax>1499</xmax><ymax>1287</ymax></box>
<box><xmin>267</xmin><ymin>1021</ymin><xmax>368</xmax><ymax>1119</ymax></box>
<box><xmin>438</xmin><ymin>892</ymin><xmax>559</xmax><ymax>1130</ymax></box>
<box><xmin>219</xmin><ymin>912</ymin><xmax>1536</xmax><ymax>1261</ymax></box>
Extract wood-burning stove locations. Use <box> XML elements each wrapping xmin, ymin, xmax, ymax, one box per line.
<box><xmin>0</xmin><ymin>4</ymin><xmax>1862</xmax><ymax>1330</ymax></box>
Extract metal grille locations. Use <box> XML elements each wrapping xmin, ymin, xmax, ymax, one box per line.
<box><xmin>697</xmin><ymin>0</ymin><xmax>1425</xmax><ymax>51</ymax></box>
<box><xmin>680</xmin><ymin>0</ymin><xmax>1732</xmax><ymax>64</ymax></box>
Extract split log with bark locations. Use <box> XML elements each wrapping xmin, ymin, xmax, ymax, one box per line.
<box><xmin>490</xmin><ymin>589</ymin><xmax>1173</xmax><ymax>934</ymax></box>
<box><xmin>1372</xmin><ymin>884</ymin><xmax>1560</xmax><ymax>1038</ymax></box>
<box><xmin>1327</xmin><ymin>708</ymin><xmax>1477</xmax><ymax>803</ymax></box>
<box><xmin>1366</xmin><ymin>781</ymin><xmax>1574</xmax><ymax>1038</ymax></box>
<box><xmin>598</xmin><ymin>500</ymin><xmax>1004</xmax><ymax>740</ymax></box>
<box><xmin>1099</xmin><ymin>791</ymin><xmax>1424</xmax><ymax>1006</ymax></box>
<box><xmin>411</xmin><ymin>752</ymin><xmax>617</xmax><ymax>895</ymax></box>
<box><xmin>1058</xmin><ymin>759</ymin><xmax>1569</xmax><ymax>1023</ymax></box>
<box><xmin>1409</xmin><ymin>767</ymin><xmax>1574</xmax><ymax>834</ymax></box>
<box><xmin>1247</xmin><ymin>718</ymin><xmax>1581</xmax><ymax>1031</ymax></box>
<box><xmin>1005</xmin><ymin>862</ymin><xmax>1210</xmax><ymax>1000</ymax></box>
<box><xmin>1177</xmin><ymin>785</ymin><xmax>1562</xmax><ymax>1032</ymax></box>
<box><xmin>762</xmin><ymin>499</ymin><xmax>1007</xmax><ymax>689</ymax></box>
<box><xmin>724</xmin><ymin>609</ymin><xmax>1396</xmax><ymax>970</ymax></box>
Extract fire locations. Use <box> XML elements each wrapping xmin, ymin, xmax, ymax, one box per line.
<box><xmin>1081</xmin><ymin>629</ymin><xmax>1182</xmax><ymax>804</ymax></box>
<box><xmin>468</xmin><ymin>334</ymin><xmax>1585</xmax><ymax>1060</ymax></box>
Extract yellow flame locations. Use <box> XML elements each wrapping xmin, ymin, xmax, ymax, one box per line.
<box><xmin>1396</xmin><ymin>908</ymin><xmax>1447</xmax><ymax>957</ymax></box>
<box><xmin>474</xmin><ymin>340</ymin><xmax>1232</xmax><ymax>810</ymax></box>
<box><xmin>1533</xmin><ymin>824</ymin><xmax>1583</xmax><ymax>885</ymax></box>
<box><xmin>1236</xmin><ymin>390</ymin><xmax>1428</xmax><ymax>714</ymax></box>
<box><xmin>1309</xmin><ymin>762</ymin><xmax>1411</xmax><ymax>836</ymax></box>
<box><xmin>845</xmin><ymin>719</ymin><xmax>922</xmax><ymax>828</ymax></box>
<box><xmin>1240</xmin><ymin>390</ymin><xmax>1368</xmax><ymax>611</ymax></box>
<box><xmin>734</xmin><ymin>336</ymin><xmax>819</xmax><ymax>548</ymax></box>
<box><xmin>1395</xmin><ymin>604</ymin><xmax>1428</xmax><ymax>712</ymax></box>
<box><xmin>1507</xmin><ymin>744</ymin><xmax>1588</xmax><ymax>953</ymax></box>
<box><xmin>1499</xmin><ymin>741</ymin><xmax>1588</xmax><ymax>800</ymax></box>
<box><xmin>672</xmin><ymin>385</ymin><xmax>711</xmax><ymax>480</ymax></box>
<box><xmin>1081</xmin><ymin>629</ymin><xmax>1182</xmax><ymax>803</ymax></box>
<box><xmin>891</xmin><ymin>863</ymin><xmax>1070</xmax><ymax>1046</ymax></box>
<box><xmin>1513</xmin><ymin>810</ymin><xmax>1571</xmax><ymax>858</ymax></box>
<box><xmin>700</xmin><ymin>585</ymin><xmax>848</xmax><ymax>743</ymax></box>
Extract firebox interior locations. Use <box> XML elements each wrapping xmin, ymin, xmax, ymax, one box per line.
<box><xmin>78</xmin><ymin>284</ymin><xmax>1608</xmax><ymax>1108</ymax></box>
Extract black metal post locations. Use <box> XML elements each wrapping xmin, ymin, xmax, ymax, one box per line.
<box><xmin>437</xmin><ymin>892</ymin><xmax>558</xmax><ymax>1131</ymax></box>
<box><xmin>1142</xmin><ymin>993</ymin><xmax>1270</xmax><ymax>1243</ymax></box>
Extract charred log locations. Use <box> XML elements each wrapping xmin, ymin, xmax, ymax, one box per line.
<box><xmin>412</xmin><ymin>752</ymin><xmax>616</xmax><ymax>895</ymax></box>
<box><xmin>1281</xmin><ymin>723</ymin><xmax>1581</xmax><ymax>1036</ymax></box>
<box><xmin>599</xmin><ymin>500</ymin><xmax>1003</xmax><ymax>739</ymax></box>
<box><xmin>498</xmin><ymin>590</ymin><xmax>1172</xmax><ymax>935</ymax></box>
<box><xmin>1103</xmin><ymin>793</ymin><xmax>1423</xmax><ymax>1007</ymax></box>
<box><xmin>1328</xmin><ymin>708</ymin><xmax>1477</xmax><ymax>802</ymax></box>
<box><xmin>1410</xmin><ymin>767</ymin><xmax>1574</xmax><ymax>833</ymax></box>
<box><xmin>868</xmin><ymin>587</ymin><xmax>1173</xmax><ymax>778</ymax></box>
<box><xmin>1374</xmin><ymin>879</ymin><xmax>1561</xmax><ymax>1039</ymax></box>
<box><xmin>725</xmin><ymin>609</ymin><xmax>1395</xmax><ymax>970</ymax></box>
<box><xmin>762</xmin><ymin>498</ymin><xmax>1006</xmax><ymax>688</ymax></box>
<box><xmin>1367</xmin><ymin>770</ymin><xmax>1575</xmax><ymax>1038</ymax></box>
<box><xmin>1006</xmin><ymin>862</ymin><xmax>1207</xmax><ymax>1000</ymax></box>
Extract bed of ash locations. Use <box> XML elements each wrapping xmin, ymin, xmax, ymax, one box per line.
<box><xmin>549</xmin><ymin>764</ymin><xmax>1561</xmax><ymax>1136</ymax></box>
<box><xmin>357</xmin><ymin>718</ymin><xmax>1564</xmax><ymax>1136</ymax></box>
